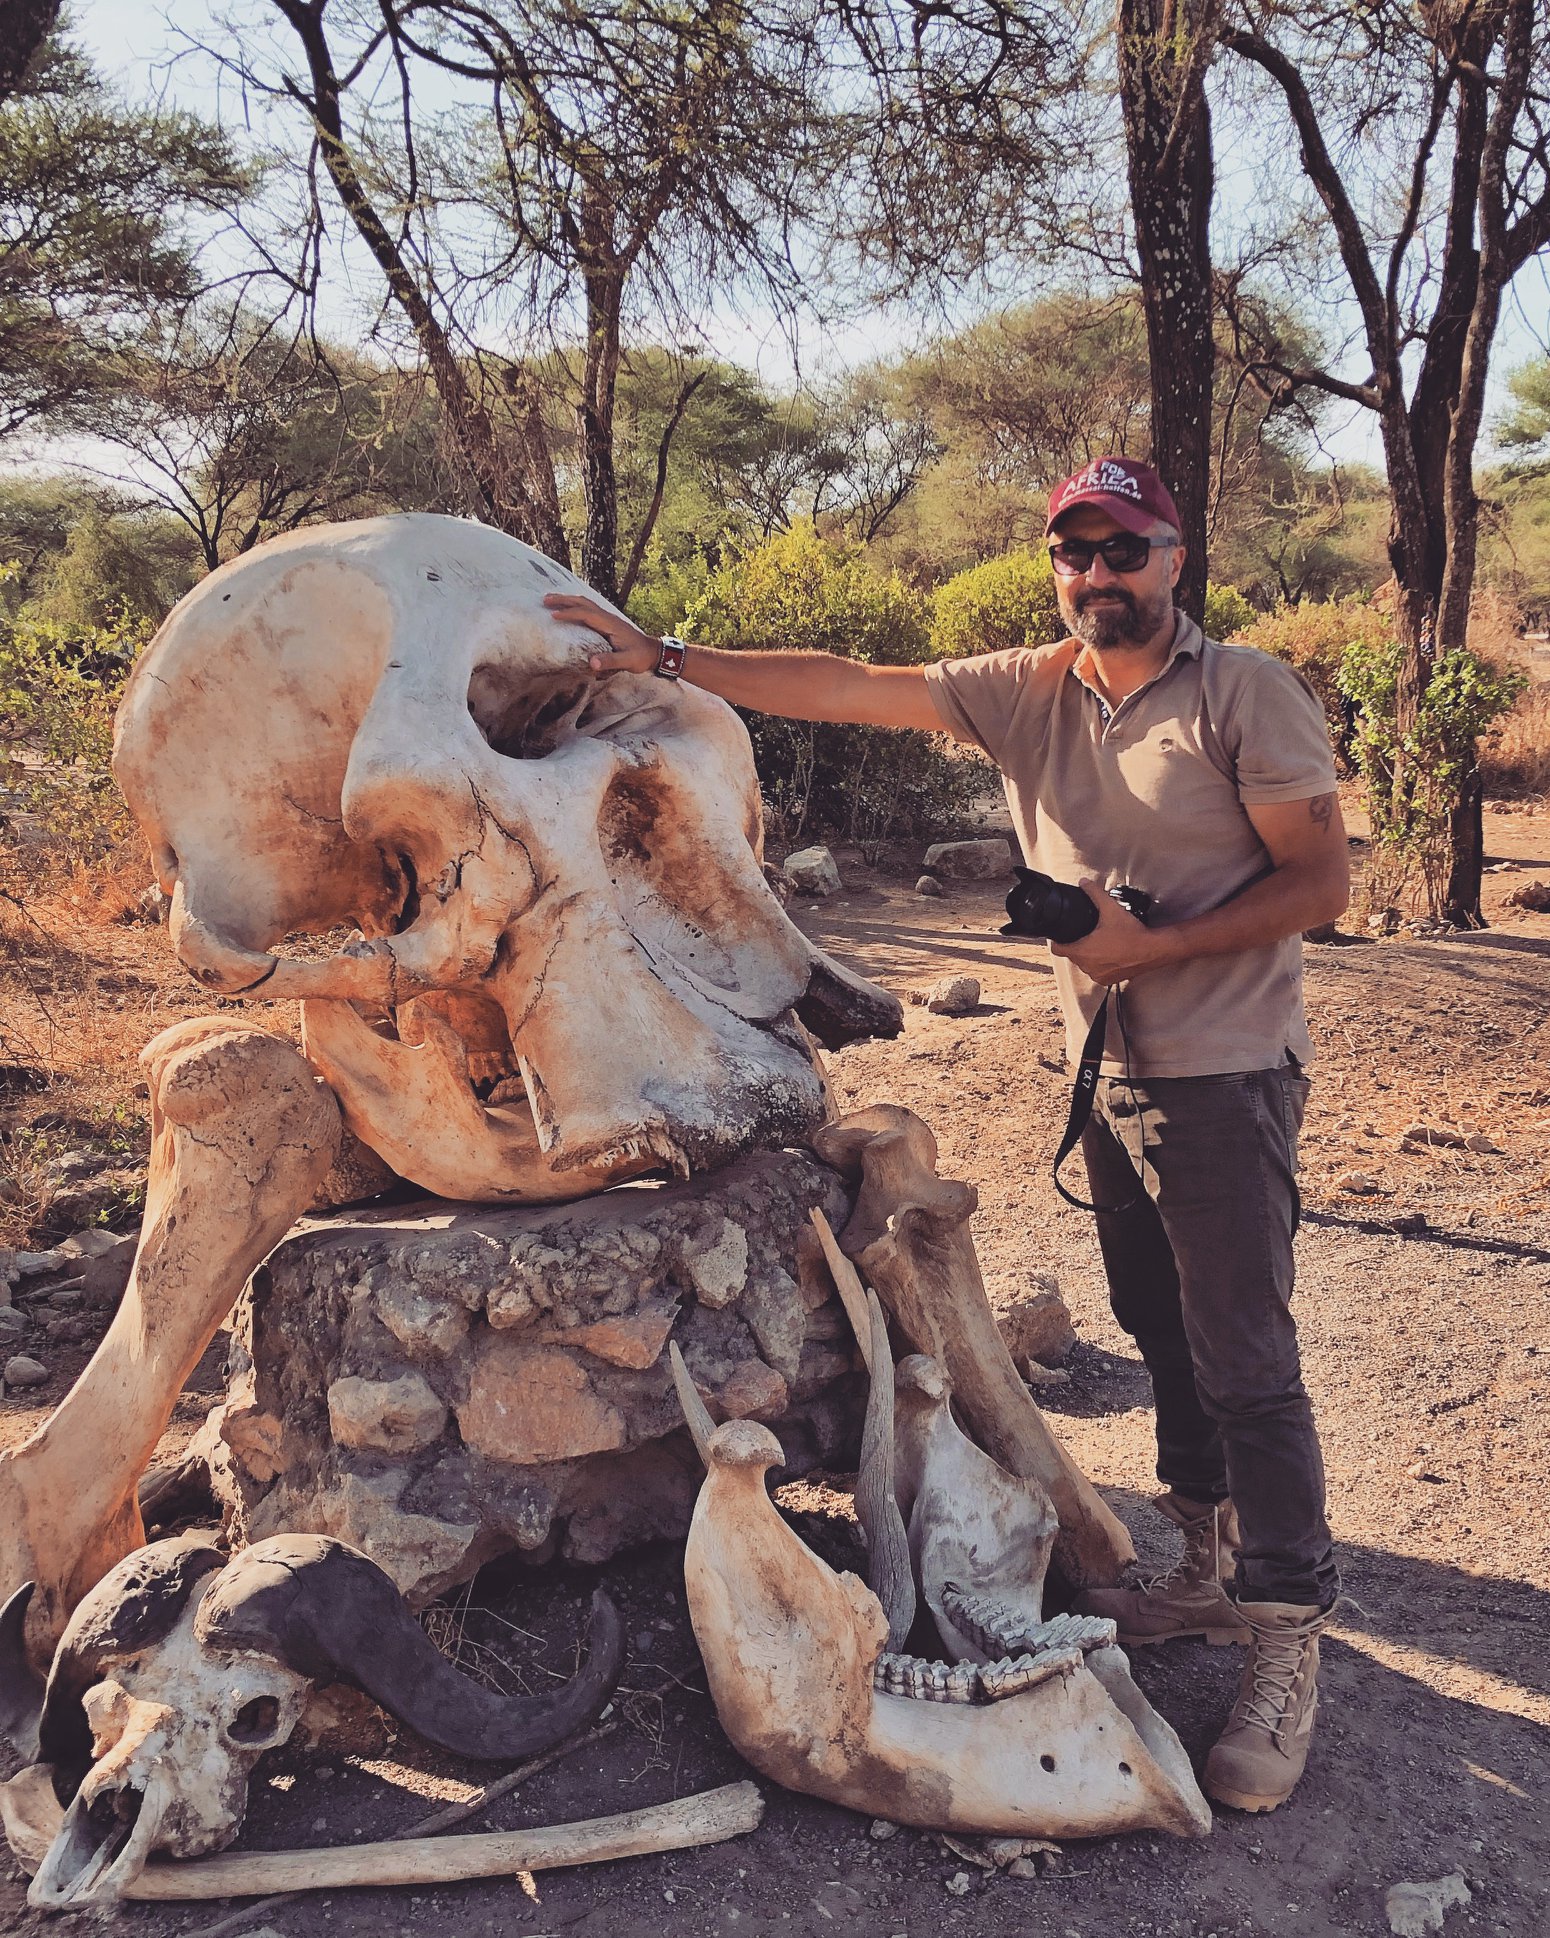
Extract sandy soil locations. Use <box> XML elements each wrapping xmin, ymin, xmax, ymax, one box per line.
<box><xmin>3</xmin><ymin>802</ymin><xmax>1548</xmax><ymax>1938</ymax></box>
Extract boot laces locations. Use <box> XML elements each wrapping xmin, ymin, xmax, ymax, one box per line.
<box><xmin>1137</xmin><ymin>1514</ymin><xmax>1216</xmax><ymax>1596</ymax></box>
<box><xmin>1238</xmin><ymin>1617</ymin><xmax>1320</xmax><ymax>1738</ymax></box>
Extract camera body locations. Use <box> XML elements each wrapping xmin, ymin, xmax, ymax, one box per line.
<box><xmin>1001</xmin><ymin>866</ymin><xmax>1154</xmax><ymax>944</ymax></box>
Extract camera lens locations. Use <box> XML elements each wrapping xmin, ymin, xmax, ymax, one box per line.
<box><xmin>1001</xmin><ymin>869</ymin><xmax>1099</xmax><ymax>944</ymax></box>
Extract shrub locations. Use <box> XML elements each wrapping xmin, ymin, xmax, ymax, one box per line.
<box><xmin>0</xmin><ymin>595</ymin><xmax>144</xmax><ymax>873</ymax></box>
<box><xmin>930</xmin><ymin>548</ymin><xmax>1061</xmax><ymax>659</ymax></box>
<box><xmin>1203</xmin><ymin>582</ymin><xmax>1256</xmax><ymax>640</ymax></box>
<box><xmin>1235</xmin><ymin>597</ymin><xmax>1396</xmax><ymax>764</ymax></box>
<box><xmin>685</xmin><ymin>524</ymin><xmax>993</xmax><ymax>849</ymax></box>
<box><xmin>1338</xmin><ymin>635</ymin><xmax>1526</xmax><ymax>914</ymax></box>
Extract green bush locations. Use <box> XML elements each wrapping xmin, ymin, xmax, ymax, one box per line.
<box><xmin>684</xmin><ymin>524</ymin><xmax>992</xmax><ymax>849</ymax></box>
<box><xmin>1338</xmin><ymin>635</ymin><xmax>1525</xmax><ymax>913</ymax></box>
<box><xmin>931</xmin><ymin>550</ymin><xmax>1256</xmax><ymax>659</ymax></box>
<box><xmin>1235</xmin><ymin>597</ymin><xmax>1396</xmax><ymax>762</ymax></box>
<box><xmin>0</xmin><ymin>587</ymin><xmax>143</xmax><ymax>868</ymax></box>
<box><xmin>930</xmin><ymin>548</ymin><xmax>1061</xmax><ymax>659</ymax></box>
<box><xmin>1203</xmin><ymin>582</ymin><xmax>1256</xmax><ymax>640</ymax></box>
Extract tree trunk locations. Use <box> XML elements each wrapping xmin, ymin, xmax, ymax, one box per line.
<box><xmin>1116</xmin><ymin>0</ymin><xmax>1219</xmax><ymax>628</ymax></box>
<box><xmin>577</xmin><ymin>189</ymin><xmax>624</xmax><ymax>601</ymax></box>
<box><xmin>0</xmin><ymin>0</ymin><xmax>60</xmax><ymax>104</ymax></box>
<box><xmin>1443</xmin><ymin>762</ymin><xmax>1485</xmax><ymax>928</ymax></box>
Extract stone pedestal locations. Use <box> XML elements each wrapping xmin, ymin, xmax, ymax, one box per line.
<box><xmin>206</xmin><ymin>1150</ymin><xmax>861</xmax><ymax>1601</ymax></box>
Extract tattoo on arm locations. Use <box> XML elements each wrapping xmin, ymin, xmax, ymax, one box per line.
<box><xmin>1308</xmin><ymin>792</ymin><xmax>1335</xmax><ymax>832</ymax></box>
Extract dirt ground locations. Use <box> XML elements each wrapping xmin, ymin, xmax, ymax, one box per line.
<box><xmin>3</xmin><ymin>798</ymin><xmax>1549</xmax><ymax>1938</ymax></box>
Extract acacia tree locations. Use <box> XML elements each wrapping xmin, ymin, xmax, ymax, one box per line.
<box><xmin>0</xmin><ymin>34</ymin><xmax>244</xmax><ymax>442</ymax></box>
<box><xmin>0</xmin><ymin>0</ymin><xmax>61</xmax><ymax>104</ymax></box>
<box><xmin>99</xmin><ymin>309</ymin><xmax>450</xmax><ymax>571</ymax></box>
<box><xmin>238</xmin><ymin>0</ymin><xmax>825</xmax><ymax>597</ymax></box>
<box><xmin>1219</xmin><ymin>0</ymin><xmax>1550</xmax><ymax>922</ymax></box>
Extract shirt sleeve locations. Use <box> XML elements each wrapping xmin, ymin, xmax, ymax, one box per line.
<box><xmin>923</xmin><ymin>647</ymin><xmax>1054</xmax><ymax>765</ymax></box>
<box><xmin>1223</xmin><ymin>650</ymin><xmax>1339</xmax><ymax>804</ymax></box>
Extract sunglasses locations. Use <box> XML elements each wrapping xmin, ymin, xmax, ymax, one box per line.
<box><xmin>1048</xmin><ymin>534</ymin><xmax>1173</xmax><ymax>576</ymax></box>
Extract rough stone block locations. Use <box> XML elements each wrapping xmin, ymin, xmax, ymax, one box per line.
<box><xmin>328</xmin><ymin>1372</ymin><xmax>447</xmax><ymax>1454</ymax></box>
<box><xmin>926</xmin><ymin>976</ymin><xmax>981</xmax><ymax>1015</ymax></box>
<box><xmin>211</xmin><ymin>1149</ymin><xmax>860</xmax><ymax>1600</ymax></box>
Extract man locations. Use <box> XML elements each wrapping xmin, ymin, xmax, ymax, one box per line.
<box><xmin>545</xmin><ymin>455</ymin><xmax>1348</xmax><ymax>1815</ymax></box>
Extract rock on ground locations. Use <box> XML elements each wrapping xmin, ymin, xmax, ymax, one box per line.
<box><xmin>915</xmin><ymin>875</ymin><xmax>944</xmax><ymax>898</ymax></box>
<box><xmin>207</xmin><ymin>1150</ymin><xmax>862</xmax><ymax>1600</ymax></box>
<box><xmin>996</xmin><ymin>1285</ymin><xmax>1077</xmax><ymax>1369</ymax></box>
<box><xmin>3</xmin><ymin>1355</ymin><xmax>48</xmax><ymax>1387</ymax></box>
<box><xmin>783</xmin><ymin>846</ymin><xmax>842</xmax><ymax>896</ymax></box>
<box><xmin>1384</xmin><ymin>1874</ymin><xmax>1471</xmax><ymax>1936</ymax></box>
<box><xmin>926</xmin><ymin>975</ymin><xmax>981</xmax><ymax>1015</ymax></box>
<box><xmin>923</xmin><ymin>838</ymin><xmax>1013</xmax><ymax>880</ymax></box>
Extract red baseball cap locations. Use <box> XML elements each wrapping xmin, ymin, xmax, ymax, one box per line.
<box><xmin>1046</xmin><ymin>457</ymin><xmax>1182</xmax><ymax>538</ymax></box>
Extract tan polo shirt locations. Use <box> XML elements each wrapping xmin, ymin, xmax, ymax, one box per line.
<box><xmin>923</xmin><ymin>612</ymin><xmax>1337</xmax><ymax>1077</ymax></box>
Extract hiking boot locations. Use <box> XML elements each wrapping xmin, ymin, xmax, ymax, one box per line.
<box><xmin>1203</xmin><ymin>1599</ymin><xmax>1333</xmax><ymax>1812</ymax></box>
<box><xmin>1072</xmin><ymin>1491</ymin><xmax>1249</xmax><ymax>1646</ymax></box>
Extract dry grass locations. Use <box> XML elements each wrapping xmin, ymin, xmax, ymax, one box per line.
<box><xmin>0</xmin><ymin>841</ymin><xmax>296</xmax><ymax>1247</ymax></box>
<box><xmin>1483</xmin><ymin>680</ymin><xmax>1550</xmax><ymax>799</ymax></box>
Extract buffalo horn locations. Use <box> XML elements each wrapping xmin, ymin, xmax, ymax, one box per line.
<box><xmin>196</xmin><ymin>1536</ymin><xmax>626</xmax><ymax>1762</ymax></box>
<box><xmin>0</xmin><ymin>1582</ymin><xmax>45</xmax><ymax>1761</ymax></box>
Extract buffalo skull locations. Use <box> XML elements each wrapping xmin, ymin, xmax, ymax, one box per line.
<box><xmin>2</xmin><ymin>1533</ymin><xmax>624</xmax><ymax>1910</ymax></box>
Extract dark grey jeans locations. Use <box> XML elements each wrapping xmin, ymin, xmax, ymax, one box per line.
<box><xmin>1080</xmin><ymin>1065</ymin><xmax>1338</xmax><ymax>1608</ymax></box>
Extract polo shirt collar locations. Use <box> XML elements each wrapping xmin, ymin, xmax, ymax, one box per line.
<box><xmin>1070</xmin><ymin>607</ymin><xmax>1201</xmax><ymax>693</ymax></box>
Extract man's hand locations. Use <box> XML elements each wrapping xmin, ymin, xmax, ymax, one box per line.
<box><xmin>1050</xmin><ymin>880</ymin><xmax>1175</xmax><ymax>986</ymax></box>
<box><xmin>544</xmin><ymin>592</ymin><xmax>659</xmax><ymax>675</ymax></box>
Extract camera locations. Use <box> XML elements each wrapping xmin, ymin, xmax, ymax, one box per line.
<box><xmin>1001</xmin><ymin>867</ymin><xmax>1153</xmax><ymax>944</ymax></box>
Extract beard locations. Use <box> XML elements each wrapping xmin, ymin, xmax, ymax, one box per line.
<box><xmin>1063</xmin><ymin>581</ymin><xmax>1174</xmax><ymax>650</ymax></box>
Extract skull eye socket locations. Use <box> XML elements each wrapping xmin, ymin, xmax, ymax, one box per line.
<box><xmin>468</xmin><ymin>671</ymin><xmax>588</xmax><ymax>759</ymax></box>
<box><xmin>228</xmin><ymin>1695</ymin><xmax>285</xmax><ymax>1745</ymax></box>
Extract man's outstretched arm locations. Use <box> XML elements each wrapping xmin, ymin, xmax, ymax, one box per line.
<box><xmin>543</xmin><ymin>592</ymin><xmax>942</xmax><ymax>732</ymax></box>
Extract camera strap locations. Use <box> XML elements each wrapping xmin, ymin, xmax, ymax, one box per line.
<box><xmin>1051</xmin><ymin>992</ymin><xmax>1141</xmax><ymax>1213</ymax></box>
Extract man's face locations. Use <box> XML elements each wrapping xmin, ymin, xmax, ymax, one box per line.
<box><xmin>1050</xmin><ymin>505</ymin><xmax>1183</xmax><ymax>651</ymax></box>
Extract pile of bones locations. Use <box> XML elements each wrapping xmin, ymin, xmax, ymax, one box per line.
<box><xmin>0</xmin><ymin>516</ymin><xmax>1210</xmax><ymax>1913</ymax></box>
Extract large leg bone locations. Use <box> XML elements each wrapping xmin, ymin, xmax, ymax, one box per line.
<box><xmin>0</xmin><ymin>1019</ymin><xmax>341</xmax><ymax>1666</ymax></box>
<box><xmin>0</xmin><ymin>1766</ymin><xmax>763</xmax><ymax>1898</ymax></box>
<box><xmin>812</xmin><ymin>1105</ymin><xmax>1134</xmax><ymax>1589</ymax></box>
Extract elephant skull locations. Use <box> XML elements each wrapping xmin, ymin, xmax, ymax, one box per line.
<box><xmin>112</xmin><ymin>515</ymin><xmax>900</xmax><ymax>1201</ymax></box>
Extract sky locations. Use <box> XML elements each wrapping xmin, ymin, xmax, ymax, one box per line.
<box><xmin>47</xmin><ymin>0</ymin><xmax>1550</xmax><ymax>486</ymax></box>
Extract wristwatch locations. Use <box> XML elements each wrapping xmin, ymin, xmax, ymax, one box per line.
<box><xmin>655</xmin><ymin>634</ymin><xmax>688</xmax><ymax>680</ymax></box>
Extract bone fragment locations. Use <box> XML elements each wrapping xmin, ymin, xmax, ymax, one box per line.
<box><xmin>1</xmin><ymin>1772</ymin><xmax>762</xmax><ymax>1899</ymax></box>
<box><xmin>0</xmin><ymin>1020</ymin><xmax>342</xmax><ymax>1663</ymax></box>
<box><xmin>893</xmin><ymin>1354</ymin><xmax>1057</xmax><ymax>1661</ymax></box>
<box><xmin>177</xmin><ymin>1718</ymin><xmax>623</xmax><ymax>1938</ymax></box>
<box><xmin>808</xmin><ymin>1209</ymin><xmax>873</xmax><ymax>1373</ymax></box>
<box><xmin>669</xmin><ymin>1341</ymin><xmax>720</xmax><ymax>1462</ymax></box>
<box><xmin>852</xmin><ymin>1290</ymin><xmax>915</xmax><ymax>1651</ymax></box>
<box><xmin>812</xmin><ymin>1105</ymin><xmax>1133</xmax><ymax>1588</ymax></box>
